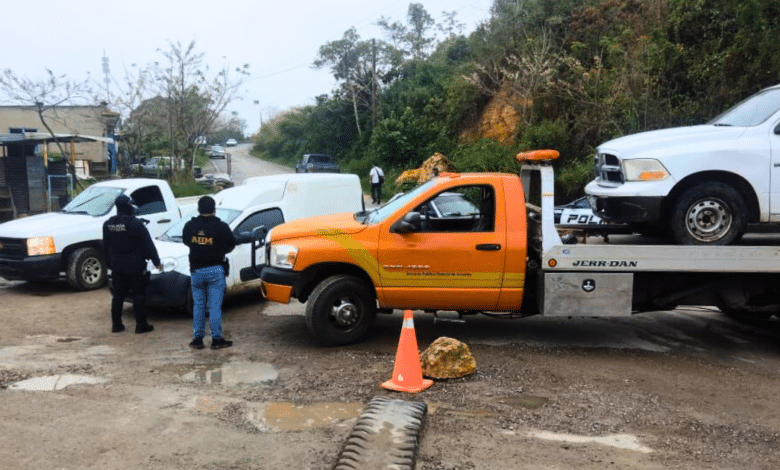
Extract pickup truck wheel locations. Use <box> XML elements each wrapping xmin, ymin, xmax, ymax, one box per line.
<box><xmin>669</xmin><ymin>182</ymin><xmax>746</xmax><ymax>245</ymax></box>
<box><xmin>67</xmin><ymin>247</ymin><xmax>106</xmax><ymax>290</ymax></box>
<box><xmin>305</xmin><ymin>275</ymin><xmax>376</xmax><ymax>346</ymax></box>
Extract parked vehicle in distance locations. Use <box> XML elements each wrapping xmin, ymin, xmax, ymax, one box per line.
<box><xmin>295</xmin><ymin>154</ymin><xmax>340</xmax><ymax>173</ymax></box>
<box><xmin>134</xmin><ymin>156</ymin><xmax>184</xmax><ymax>178</ymax></box>
<box><xmin>147</xmin><ymin>173</ymin><xmax>364</xmax><ymax>313</ymax></box>
<box><xmin>195</xmin><ymin>173</ymin><xmax>234</xmax><ymax>190</ymax></box>
<box><xmin>225</xmin><ymin>138</ymin><xmax>238</xmax><ymax>147</ymax></box>
<box><xmin>586</xmin><ymin>83</ymin><xmax>780</xmax><ymax>245</ymax></box>
<box><xmin>554</xmin><ymin>196</ymin><xmax>602</xmax><ymax>225</ymax></box>
<box><xmin>208</xmin><ymin>145</ymin><xmax>227</xmax><ymax>159</ymax></box>
<box><xmin>0</xmin><ymin>179</ymin><xmax>182</xmax><ymax>290</ymax></box>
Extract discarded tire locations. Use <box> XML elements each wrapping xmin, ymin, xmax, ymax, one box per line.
<box><xmin>334</xmin><ymin>396</ymin><xmax>427</xmax><ymax>470</ymax></box>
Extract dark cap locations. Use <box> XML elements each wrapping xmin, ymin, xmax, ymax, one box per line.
<box><xmin>198</xmin><ymin>196</ymin><xmax>216</xmax><ymax>214</ymax></box>
<box><xmin>115</xmin><ymin>194</ymin><xmax>136</xmax><ymax>215</ymax></box>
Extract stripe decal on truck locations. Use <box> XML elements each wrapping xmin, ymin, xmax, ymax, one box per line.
<box><xmin>314</xmin><ymin>228</ymin><xmax>524</xmax><ymax>289</ymax></box>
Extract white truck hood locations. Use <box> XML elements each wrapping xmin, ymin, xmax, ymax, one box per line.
<box><xmin>0</xmin><ymin>212</ymin><xmax>102</xmax><ymax>238</ymax></box>
<box><xmin>154</xmin><ymin>239</ymin><xmax>190</xmax><ymax>275</ymax></box>
<box><xmin>599</xmin><ymin>125</ymin><xmax>747</xmax><ymax>157</ymax></box>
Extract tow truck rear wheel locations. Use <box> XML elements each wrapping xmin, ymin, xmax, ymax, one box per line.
<box><xmin>305</xmin><ymin>275</ymin><xmax>376</xmax><ymax>346</ymax></box>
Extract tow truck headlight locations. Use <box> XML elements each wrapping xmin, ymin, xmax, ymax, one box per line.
<box><xmin>269</xmin><ymin>244</ymin><xmax>298</xmax><ymax>269</ymax></box>
<box><xmin>622</xmin><ymin>159</ymin><xmax>670</xmax><ymax>182</ymax></box>
<box><xmin>27</xmin><ymin>236</ymin><xmax>56</xmax><ymax>256</ymax></box>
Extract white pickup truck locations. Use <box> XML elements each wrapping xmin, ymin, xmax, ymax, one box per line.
<box><xmin>146</xmin><ymin>173</ymin><xmax>364</xmax><ymax>312</ymax></box>
<box><xmin>0</xmin><ymin>178</ymin><xmax>182</xmax><ymax>290</ymax></box>
<box><xmin>586</xmin><ymin>83</ymin><xmax>780</xmax><ymax>245</ymax></box>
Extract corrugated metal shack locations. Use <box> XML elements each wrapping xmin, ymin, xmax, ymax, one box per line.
<box><xmin>0</xmin><ymin>133</ymin><xmax>115</xmax><ymax>222</ymax></box>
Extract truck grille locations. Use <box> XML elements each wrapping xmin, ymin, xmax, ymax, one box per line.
<box><xmin>594</xmin><ymin>153</ymin><xmax>624</xmax><ymax>185</ymax></box>
<box><xmin>0</xmin><ymin>237</ymin><xmax>27</xmax><ymax>260</ymax></box>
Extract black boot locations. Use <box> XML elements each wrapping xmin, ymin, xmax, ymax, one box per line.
<box><xmin>135</xmin><ymin>323</ymin><xmax>154</xmax><ymax>334</ymax></box>
<box><xmin>211</xmin><ymin>337</ymin><xmax>233</xmax><ymax>349</ymax></box>
<box><xmin>112</xmin><ymin>323</ymin><xmax>125</xmax><ymax>333</ymax></box>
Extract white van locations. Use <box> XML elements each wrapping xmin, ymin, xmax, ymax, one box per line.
<box><xmin>146</xmin><ymin>173</ymin><xmax>364</xmax><ymax>311</ymax></box>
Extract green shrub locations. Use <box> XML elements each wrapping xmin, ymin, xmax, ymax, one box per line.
<box><xmin>448</xmin><ymin>139</ymin><xmax>521</xmax><ymax>174</ymax></box>
<box><xmin>556</xmin><ymin>154</ymin><xmax>594</xmax><ymax>203</ymax></box>
<box><xmin>518</xmin><ymin>119</ymin><xmax>573</xmax><ymax>158</ymax></box>
<box><xmin>168</xmin><ymin>176</ymin><xmax>212</xmax><ymax>198</ymax></box>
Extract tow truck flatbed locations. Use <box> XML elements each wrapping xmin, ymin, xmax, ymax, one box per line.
<box><xmin>526</xmin><ymin>161</ymin><xmax>780</xmax><ymax>319</ymax></box>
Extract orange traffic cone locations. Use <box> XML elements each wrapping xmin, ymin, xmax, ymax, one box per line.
<box><xmin>381</xmin><ymin>310</ymin><xmax>433</xmax><ymax>393</ymax></box>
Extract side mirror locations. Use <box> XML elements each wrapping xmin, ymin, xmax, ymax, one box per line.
<box><xmin>250</xmin><ymin>226</ymin><xmax>268</xmax><ymax>278</ymax></box>
<box><xmin>390</xmin><ymin>212</ymin><xmax>421</xmax><ymax>234</ymax></box>
<box><xmin>234</xmin><ymin>231</ymin><xmax>252</xmax><ymax>245</ymax></box>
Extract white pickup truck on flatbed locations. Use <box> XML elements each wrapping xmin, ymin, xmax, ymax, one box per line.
<box><xmin>526</xmin><ymin>154</ymin><xmax>780</xmax><ymax>322</ymax></box>
<box><xmin>0</xmin><ymin>178</ymin><xmax>182</xmax><ymax>290</ymax></box>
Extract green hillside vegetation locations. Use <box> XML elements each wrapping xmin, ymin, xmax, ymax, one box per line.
<box><xmin>252</xmin><ymin>0</ymin><xmax>780</xmax><ymax>202</ymax></box>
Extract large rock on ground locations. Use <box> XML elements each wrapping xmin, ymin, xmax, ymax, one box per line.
<box><xmin>420</xmin><ymin>337</ymin><xmax>477</xmax><ymax>379</ymax></box>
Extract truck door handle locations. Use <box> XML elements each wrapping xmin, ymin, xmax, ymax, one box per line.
<box><xmin>475</xmin><ymin>244</ymin><xmax>501</xmax><ymax>251</ymax></box>
<box><xmin>157</xmin><ymin>219</ymin><xmax>171</xmax><ymax>224</ymax></box>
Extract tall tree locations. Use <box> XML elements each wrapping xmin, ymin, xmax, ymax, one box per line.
<box><xmin>377</xmin><ymin>3</ymin><xmax>438</xmax><ymax>63</ymax></box>
<box><xmin>406</xmin><ymin>3</ymin><xmax>435</xmax><ymax>60</ymax></box>
<box><xmin>313</xmin><ymin>28</ymin><xmax>373</xmax><ymax>138</ymax></box>
<box><xmin>112</xmin><ymin>64</ymin><xmax>162</xmax><ymax>172</ymax></box>
<box><xmin>154</xmin><ymin>41</ymin><xmax>249</xmax><ymax>170</ymax></box>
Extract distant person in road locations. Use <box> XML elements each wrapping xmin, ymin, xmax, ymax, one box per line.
<box><xmin>103</xmin><ymin>194</ymin><xmax>161</xmax><ymax>334</ymax></box>
<box><xmin>183</xmin><ymin>196</ymin><xmax>236</xmax><ymax>350</ymax></box>
<box><xmin>369</xmin><ymin>164</ymin><xmax>385</xmax><ymax>205</ymax></box>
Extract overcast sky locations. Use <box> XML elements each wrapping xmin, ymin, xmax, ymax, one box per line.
<box><xmin>2</xmin><ymin>0</ymin><xmax>493</xmax><ymax>137</ymax></box>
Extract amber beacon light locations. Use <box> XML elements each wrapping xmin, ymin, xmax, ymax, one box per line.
<box><xmin>515</xmin><ymin>149</ymin><xmax>560</xmax><ymax>163</ymax></box>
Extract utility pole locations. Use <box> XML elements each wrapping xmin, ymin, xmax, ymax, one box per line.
<box><xmin>101</xmin><ymin>51</ymin><xmax>111</xmax><ymax>104</ymax></box>
<box><xmin>371</xmin><ymin>39</ymin><xmax>378</xmax><ymax>127</ymax></box>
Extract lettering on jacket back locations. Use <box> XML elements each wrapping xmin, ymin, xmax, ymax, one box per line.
<box><xmin>191</xmin><ymin>230</ymin><xmax>214</xmax><ymax>246</ymax></box>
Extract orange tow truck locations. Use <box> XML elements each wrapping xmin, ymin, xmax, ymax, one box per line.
<box><xmin>257</xmin><ymin>150</ymin><xmax>780</xmax><ymax>345</ymax></box>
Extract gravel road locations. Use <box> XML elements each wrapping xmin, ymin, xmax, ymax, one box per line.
<box><xmin>1</xmin><ymin>278</ymin><xmax>780</xmax><ymax>469</ymax></box>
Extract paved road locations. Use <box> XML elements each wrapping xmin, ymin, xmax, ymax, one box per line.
<box><xmin>209</xmin><ymin>143</ymin><xmax>293</xmax><ymax>184</ymax></box>
<box><xmin>207</xmin><ymin>143</ymin><xmax>376</xmax><ymax>207</ymax></box>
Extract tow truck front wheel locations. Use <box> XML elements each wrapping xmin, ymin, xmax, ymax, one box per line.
<box><xmin>305</xmin><ymin>275</ymin><xmax>376</xmax><ymax>346</ymax></box>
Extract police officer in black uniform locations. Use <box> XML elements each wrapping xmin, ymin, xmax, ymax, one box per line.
<box><xmin>103</xmin><ymin>194</ymin><xmax>161</xmax><ymax>334</ymax></box>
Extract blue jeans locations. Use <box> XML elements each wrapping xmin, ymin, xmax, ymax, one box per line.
<box><xmin>191</xmin><ymin>265</ymin><xmax>226</xmax><ymax>340</ymax></box>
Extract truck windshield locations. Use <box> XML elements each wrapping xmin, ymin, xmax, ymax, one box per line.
<box><xmin>61</xmin><ymin>186</ymin><xmax>124</xmax><ymax>216</ymax></box>
<box><xmin>709</xmin><ymin>87</ymin><xmax>780</xmax><ymax>127</ymax></box>
<box><xmin>362</xmin><ymin>180</ymin><xmax>437</xmax><ymax>225</ymax></box>
<box><xmin>158</xmin><ymin>208</ymin><xmax>241</xmax><ymax>243</ymax></box>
